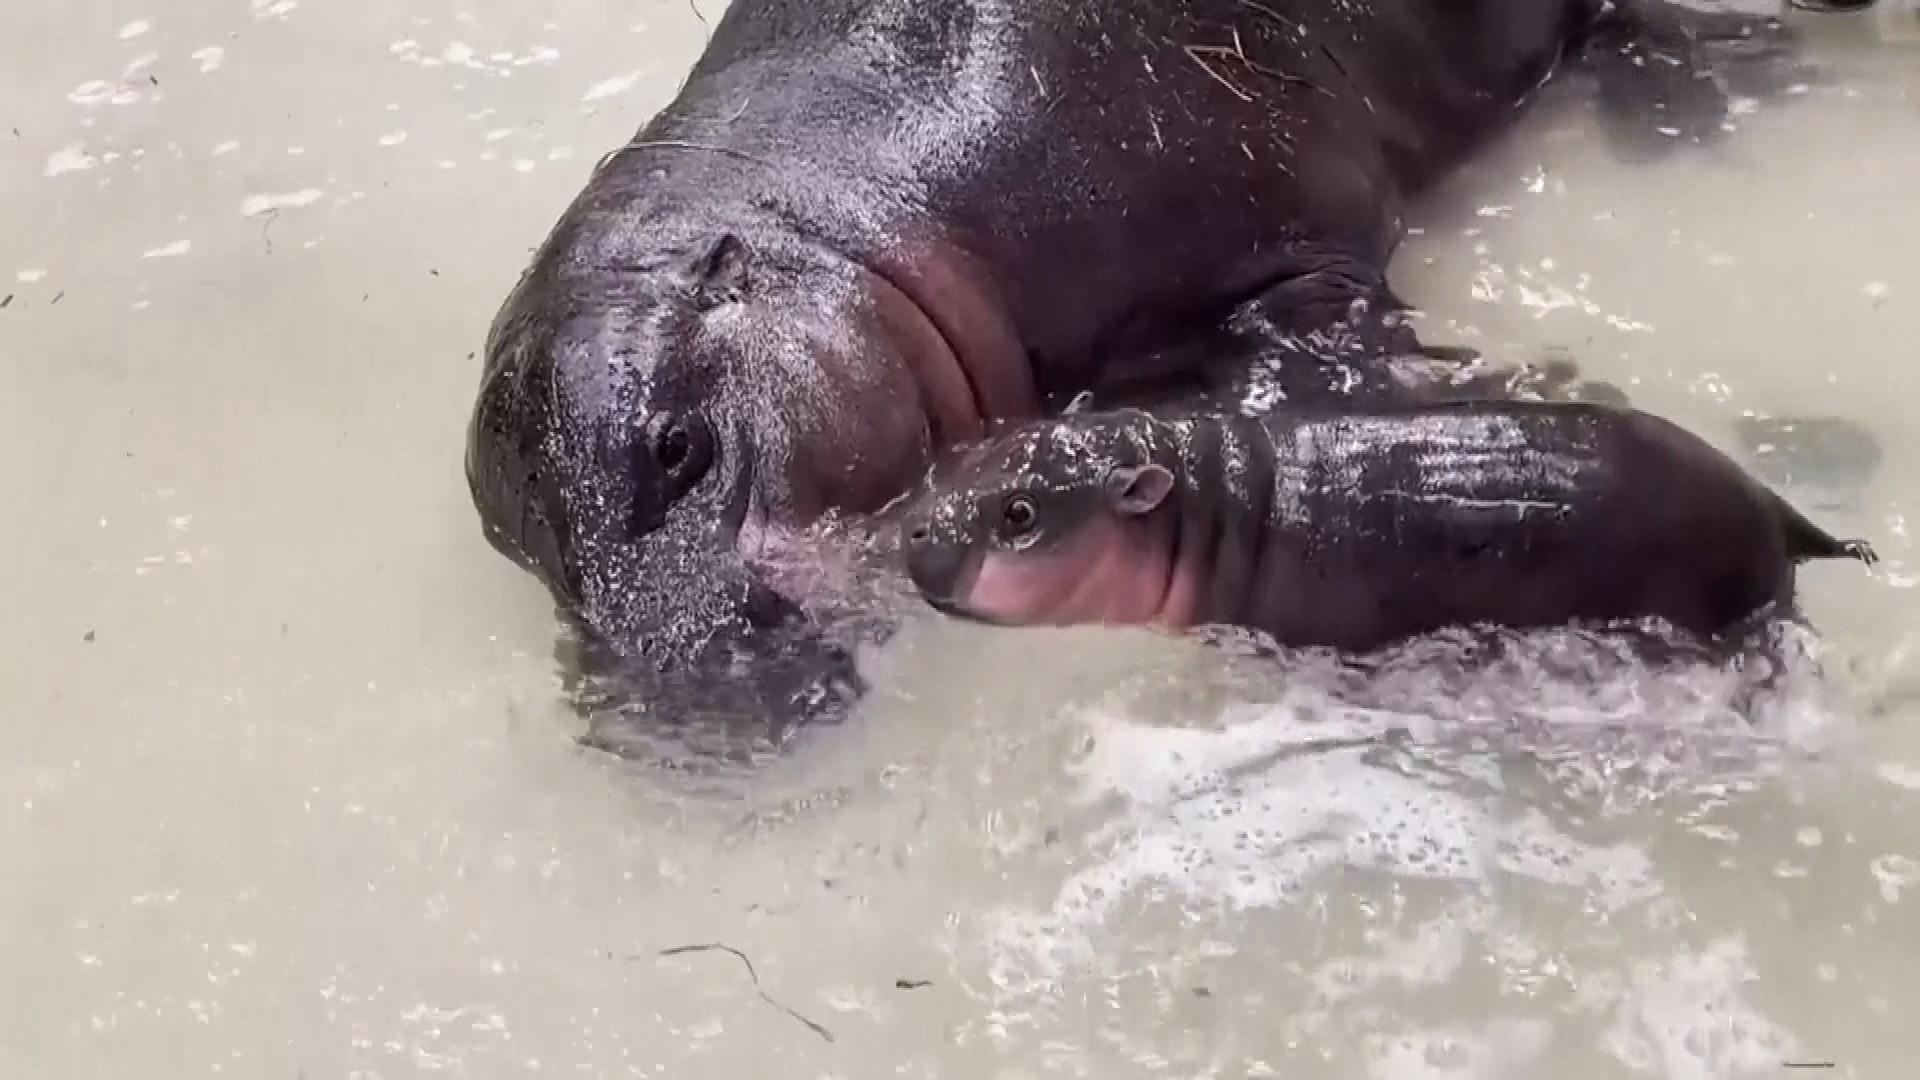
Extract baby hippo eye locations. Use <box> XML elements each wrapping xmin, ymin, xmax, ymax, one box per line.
<box><xmin>1000</xmin><ymin>494</ymin><xmax>1038</xmax><ymax>539</ymax></box>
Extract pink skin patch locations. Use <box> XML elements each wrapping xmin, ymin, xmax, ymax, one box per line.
<box><xmin>960</xmin><ymin>511</ymin><xmax>1188</xmax><ymax>628</ymax></box>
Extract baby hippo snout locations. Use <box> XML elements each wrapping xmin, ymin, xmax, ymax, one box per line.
<box><xmin>904</xmin><ymin>523</ymin><xmax>971</xmax><ymax>611</ymax></box>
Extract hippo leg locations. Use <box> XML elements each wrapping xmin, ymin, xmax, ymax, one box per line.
<box><xmin>1189</xmin><ymin>260</ymin><xmax>1628</xmax><ymax>415</ymax></box>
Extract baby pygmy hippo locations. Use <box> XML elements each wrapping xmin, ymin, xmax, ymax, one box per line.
<box><xmin>901</xmin><ymin>401</ymin><xmax>1875</xmax><ymax>651</ymax></box>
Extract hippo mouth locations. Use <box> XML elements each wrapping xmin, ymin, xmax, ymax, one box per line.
<box><xmin>921</xmin><ymin>589</ymin><xmax>1017</xmax><ymax>628</ymax></box>
<box><xmin>552</xmin><ymin>456</ymin><xmax>894</xmax><ymax>740</ymax></box>
<box><xmin>906</xmin><ymin>543</ymin><xmax>1007</xmax><ymax>627</ymax></box>
<box><xmin>560</xmin><ymin>527</ymin><xmax>868</xmax><ymax>739</ymax></box>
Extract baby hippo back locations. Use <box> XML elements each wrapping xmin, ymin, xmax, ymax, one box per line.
<box><xmin>1184</xmin><ymin>403</ymin><xmax>1814</xmax><ymax>649</ymax></box>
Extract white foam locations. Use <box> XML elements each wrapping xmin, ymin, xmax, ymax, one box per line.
<box><xmin>192</xmin><ymin>47</ymin><xmax>225</xmax><ymax>74</ymax></box>
<box><xmin>1870</xmin><ymin>854</ymin><xmax>1919</xmax><ymax>903</ymax></box>
<box><xmin>581</xmin><ymin>72</ymin><xmax>642</xmax><ymax>102</ymax></box>
<box><xmin>45</xmin><ymin>143</ymin><xmax>99</xmax><ymax>177</ymax></box>
<box><xmin>1603</xmin><ymin>940</ymin><xmax>1800</xmax><ymax>1078</ymax></box>
<box><xmin>67</xmin><ymin>81</ymin><xmax>114</xmax><ymax>106</ymax></box>
<box><xmin>239</xmin><ymin>189</ymin><xmax>322</xmax><ymax>217</ymax></box>
<box><xmin>117</xmin><ymin>19</ymin><xmax>150</xmax><ymax>40</ymax></box>
<box><xmin>142</xmin><ymin>240</ymin><xmax>191</xmax><ymax>259</ymax></box>
<box><xmin>1367</xmin><ymin>1019</ymin><xmax>1554</xmax><ymax>1079</ymax></box>
<box><xmin>1880</xmin><ymin>762</ymin><xmax>1920</xmax><ymax>790</ymax></box>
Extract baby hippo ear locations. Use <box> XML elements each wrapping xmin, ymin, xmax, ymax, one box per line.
<box><xmin>1104</xmin><ymin>463</ymin><xmax>1174</xmax><ymax>515</ymax></box>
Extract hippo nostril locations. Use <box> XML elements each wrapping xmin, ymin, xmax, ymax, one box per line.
<box><xmin>909</xmin><ymin>525</ymin><xmax>930</xmax><ymax>544</ymax></box>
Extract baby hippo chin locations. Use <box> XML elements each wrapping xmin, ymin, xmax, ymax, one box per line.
<box><xmin>900</xmin><ymin>402</ymin><xmax>1877</xmax><ymax>652</ymax></box>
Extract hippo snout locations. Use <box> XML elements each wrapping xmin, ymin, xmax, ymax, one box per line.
<box><xmin>904</xmin><ymin>528</ymin><xmax>973</xmax><ymax>607</ymax></box>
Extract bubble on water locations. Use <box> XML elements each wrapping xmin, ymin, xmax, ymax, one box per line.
<box><xmin>1499</xmin><ymin>808</ymin><xmax>1659</xmax><ymax>911</ymax></box>
<box><xmin>1603</xmin><ymin>939</ymin><xmax>1799</xmax><ymax>1078</ymax></box>
<box><xmin>378</xmin><ymin>131</ymin><xmax>408</xmax><ymax>147</ymax></box>
<box><xmin>1366</xmin><ymin>1019</ymin><xmax>1554</xmax><ymax>1079</ymax></box>
<box><xmin>973</xmin><ymin>617</ymin><xmax>1841</xmax><ymax>999</ymax></box>
<box><xmin>1870</xmin><ymin>855</ymin><xmax>1919</xmax><ymax>903</ymax></box>
<box><xmin>1311</xmin><ymin>902</ymin><xmax>1482</xmax><ymax>1007</ymax></box>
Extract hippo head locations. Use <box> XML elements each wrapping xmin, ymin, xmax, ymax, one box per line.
<box><xmin>903</xmin><ymin>412</ymin><xmax>1180</xmax><ymax>628</ymax></box>
<box><xmin>466</xmin><ymin>218</ymin><xmax>942</xmax><ymax>728</ymax></box>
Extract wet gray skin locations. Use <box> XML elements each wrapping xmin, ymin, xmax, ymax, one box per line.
<box><xmin>904</xmin><ymin>404</ymin><xmax>1878</xmax><ymax>652</ymax></box>
<box><xmin>464</xmin><ymin>0</ymin><xmax>1857</xmax><ymax>737</ymax></box>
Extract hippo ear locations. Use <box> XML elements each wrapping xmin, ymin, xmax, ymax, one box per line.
<box><xmin>1104</xmin><ymin>464</ymin><xmax>1174</xmax><ymax>515</ymax></box>
<box><xmin>1062</xmin><ymin>390</ymin><xmax>1096</xmax><ymax>415</ymax></box>
<box><xmin>680</xmin><ymin>233</ymin><xmax>751</xmax><ymax>310</ymax></box>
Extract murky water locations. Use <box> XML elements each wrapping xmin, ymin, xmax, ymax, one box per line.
<box><xmin>4</xmin><ymin>2</ymin><xmax>1919</xmax><ymax>1077</ymax></box>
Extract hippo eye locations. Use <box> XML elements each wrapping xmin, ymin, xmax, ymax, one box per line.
<box><xmin>660</xmin><ymin>426</ymin><xmax>689</xmax><ymax>468</ymax></box>
<box><xmin>1000</xmin><ymin>494</ymin><xmax>1039</xmax><ymax>541</ymax></box>
<box><xmin>646</xmin><ymin>413</ymin><xmax>713</xmax><ymax>495</ymax></box>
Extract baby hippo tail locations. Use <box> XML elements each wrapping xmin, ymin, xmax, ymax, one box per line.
<box><xmin>1776</xmin><ymin>495</ymin><xmax>1877</xmax><ymax>566</ymax></box>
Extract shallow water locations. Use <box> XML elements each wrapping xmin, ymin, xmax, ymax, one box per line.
<box><xmin>4</xmin><ymin>2</ymin><xmax>1919</xmax><ymax>1077</ymax></box>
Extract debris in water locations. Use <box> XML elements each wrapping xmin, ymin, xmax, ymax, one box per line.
<box><xmin>894</xmin><ymin>978</ymin><xmax>932</xmax><ymax>990</ymax></box>
<box><xmin>652</xmin><ymin>943</ymin><xmax>835</xmax><ymax>1043</ymax></box>
<box><xmin>83</xmin><ymin>630</ymin><xmax>96</xmax><ymax>643</ymax></box>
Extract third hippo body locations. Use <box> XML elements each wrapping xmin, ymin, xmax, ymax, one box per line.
<box><xmin>904</xmin><ymin>404</ymin><xmax>1875</xmax><ymax>651</ymax></box>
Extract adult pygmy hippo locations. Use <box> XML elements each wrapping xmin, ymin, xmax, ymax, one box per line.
<box><xmin>903</xmin><ymin>402</ymin><xmax>1877</xmax><ymax>650</ymax></box>
<box><xmin>465</xmin><ymin>0</ymin><xmax>1821</xmax><ymax>728</ymax></box>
